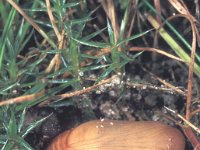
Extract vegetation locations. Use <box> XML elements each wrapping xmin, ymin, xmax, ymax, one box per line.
<box><xmin>0</xmin><ymin>0</ymin><xmax>200</xmax><ymax>149</ymax></box>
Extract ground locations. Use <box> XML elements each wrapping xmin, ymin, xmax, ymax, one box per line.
<box><xmin>25</xmin><ymin>51</ymin><xmax>199</xmax><ymax>149</ymax></box>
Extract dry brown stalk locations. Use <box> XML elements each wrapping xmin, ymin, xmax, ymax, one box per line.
<box><xmin>46</xmin><ymin>0</ymin><xmax>61</xmax><ymax>41</ymax></box>
<box><xmin>141</xmin><ymin>66</ymin><xmax>186</xmax><ymax>96</ymax></box>
<box><xmin>41</xmin><ymin>75</ymin><xmax>119</xmax><ymax>106</ymax></box>
<box><xmin>0</xmin><ymin>91</ymin><xmax>44</xmax><ymax>106</ymax></box>
<box><xmin>0</xmin><ymin>75</ymin><xmax>119</xmax><ymax>107</ymax></box>
<box><xmin>168</xmin><ymin>0</ymin><xmax>199</xmax><ymax>148</ymax></box>
<box><xmin>100</xmin><ymin>0</ymin><xmax>119</xmax><ymax>43</ymax></box>
<box><xmin>129</xmin><ymin>47</ymin><xmax>185</xmax><ymax>62</ymax></box>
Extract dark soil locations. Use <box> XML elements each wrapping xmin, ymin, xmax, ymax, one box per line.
<box><xmin>25</xmin><ymin>51</ymin><xmax>200</xmax><ymax>150</ymax></box>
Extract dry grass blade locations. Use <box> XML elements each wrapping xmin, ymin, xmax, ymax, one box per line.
<box><xmin>45</xmin><ymin>30</ymin><xmax>66</xmax><ymax>73</ymax></box>
<box><xmin>45</xmin><ymin>0</ymin><xmax>67</xmax><ymax>73</ymax></box>
<box><xmin>129</xmin><ymin>47</ymin><xmax>185</xmax><ymax>62</ymax></box>
<box><xmin>126</xmin><ymin>81</ymin><xmax>186</xmax><ymax>96</ymax></box>
<box><xmin>46</xmin><ymin>0</ymin><xmax>61</xmax><ymax>41</ymax></box>
<box><xmin>141</xmin><ymin>66</ymin><xmax>186</xmax><ymax>96</ymax></box>
<box><xmin>59</xmin><ymin>75</ymin><xmax>119</xmax><ymax>98</ymax></box>
<box><xmin>165</xmin><ymin>106</ymin><xmax>200</xmax><ymax>150</ymax></box>
<box><xmin>168</xmin><ymin>0</ymin><xmax>197</xmax><ymax>22</ymax></box>
<box><xmin>100</xmin><ymin>0</ymin><xmax>119</xmax><ymax>42</ymax></box>
<box><xmin>39</xmin><ymin>75</ymin><xmax>119</xmax><ymax>106</ymax></box>
<box><xmin>0</xmin><ymin>75</ymin><xmax>119</xmax><ymax>107</ymax></box>
<box><xmin>165</xmin><ymin>106</ymin><xmax>200</xmax><ymax>135</ymax></box>
<box><xmin>124</xmin><ymin>0</ymin><xmax>138</xmax><ymax>41</ymax></box>
<box><xmin>7</xmin><ymin>0</ymin><xmax>56</xmax><ymax>48</ymax></box>
<box><xmin>153</xmin><ymin>0</ymin><xmax>162</xmax><ymax>23</ymax></box>
<box><xmin>191</xmin><ymin>108</ymin><xmax>200</xmax><ymax>116</ymax></box>
<box><xmin>0</xmin><ymin>91</ymin><xmax>44</xmax><ymax>106</ymax></box>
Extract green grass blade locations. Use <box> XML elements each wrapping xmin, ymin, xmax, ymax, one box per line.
<box><xmin>7</xmin><ymin>109</ymin><xmax>17</xmax><ymax>137</ymax></box>
<box><xmin>107</xmin><ymin>19</ymin><xmax>115</xmax><ymax>44</ymax></box>
<box><xmin>21</xmin><ymin>114</ymin><xmax>51</xmax><ymax>137</ymax></box>
<box><xmin>0</xmin><ymin>8</ymin><xmax>16</xmax><ymax>70</ymax></box>
<box><xmin>142</xmin><ymin>0</ymin><xmax>200</xmax><ymax>63</ymax></box>
<box><xmin>72</xmin><ymin>37</ymin><xmax>110</xmax><ymax>48</ymax></box>
<box><xmin>117</xmin><ymin>29</ymin><xmax>153</xmax><ymax>46</ymax></box>
<box><xmin>15</xmin><ymin>136</ymin><xmax>34</xmax><ymax>150</ymax></box>
<box><xmin>148</xmin><ymin>15</ymin><xmax>200</xmax><ymax>77</ymax></box>
<box><xmin>82</xmin><ymin>27</ymin><xmax>107</xmax><ymax>41</ymax></box>
<box><xmin>18</xmin><ymin>107</ymin><xmax>26</xmax><ymax>133</ymax></box>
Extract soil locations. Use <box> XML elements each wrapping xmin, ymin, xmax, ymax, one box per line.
<box><xmin>24</xmin><ymin>51</ymin><xmax>200</xmax><ymax>150</ymax></box>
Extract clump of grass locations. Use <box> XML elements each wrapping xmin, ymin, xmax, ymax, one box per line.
<box><xmin>0</xmin><ymin>1</ymin><xmax>146</xmax><ymax>149</ymax></box>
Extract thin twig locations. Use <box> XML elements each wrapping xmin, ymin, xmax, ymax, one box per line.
<box><xmin>191</xmin><ymin>108</ymin><xmax>200</xmax><ymax>116</ymax></box>
<box><xmin>60</xmin><ymin>75</ymin><xmax>118</xmax><ymax>98</ymax></box>
<box><xmin>0</xmin><ymin>75</ymin><xmax>119</xmax><ymax>107</ymax></box>
<box><xmin>126</xmin><ymin>81</ymin><xmax>186</xmax><ymax>96</ymax></box>
<box><xmin>39</xmin><ymin>75</ymin><xmax>119</xmax><ymax>106</ymax></box>
<box><xmin>164</xmin><ymin>106</ymin><xmax>200</xmax><ymax>134</ymax></box>
<box><xmin>166</xmin><ymin>105</ymin><xmax>200</xmax><ymax>150</ymax></box>
<box><xmin>141</xmin><ymin>66</ymin><xmax>186</xmax><ymax>96</ymax></box>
